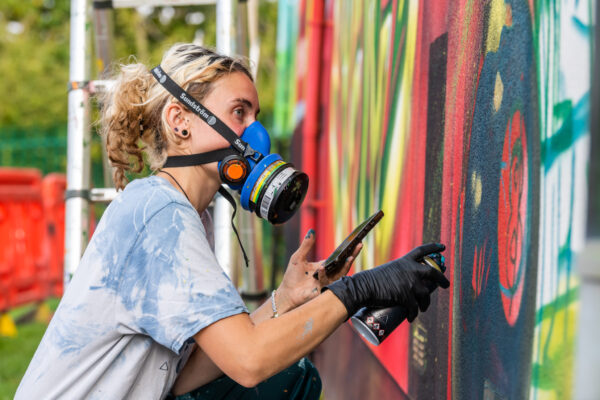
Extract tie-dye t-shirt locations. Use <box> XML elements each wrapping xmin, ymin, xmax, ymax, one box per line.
<box><xmin>15</xmin><ymin>176</ymin><xmax>248</xmax><ymax>399</ymax></box>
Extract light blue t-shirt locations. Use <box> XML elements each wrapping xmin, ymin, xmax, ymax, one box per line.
<box><xmin>16</xmin><ymin>176</ymin><xmax>248</xmax><ymax>399</ymax></box>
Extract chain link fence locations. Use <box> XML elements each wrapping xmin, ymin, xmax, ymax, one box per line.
<box><xmin>0</xmin><ymin>125</ymin><xmax>104</xmax><ymax>187</ymax></box>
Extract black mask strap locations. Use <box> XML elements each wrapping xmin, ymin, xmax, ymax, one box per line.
<box><xmin>164</xmin><ymin>148</ymin><xmax>237</xmax><ymax>168</ymax></box>
<box><xmin>152</xmin><ymin>65</ymin><xmax>257</xmax><ymax>157</ymax></box>
<box><xmin>218</xmin><ymin>186</ymin><xmax>250</xmax><ymax>268</ymax></box>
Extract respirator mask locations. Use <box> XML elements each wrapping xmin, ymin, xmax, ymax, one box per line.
<box><xmin>151</xmin><ymin>66</ymin><xmax>308</xmax><ymax>245</ymax></box>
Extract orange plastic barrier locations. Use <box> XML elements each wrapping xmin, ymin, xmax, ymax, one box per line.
<box><xmin>0</xmin><ymin>169</ymin><xmax>48</xmax><ymax>311</ymax></box>
<box><xmin>42</xmin><ymin>174</ymin><xmax>66</xmax><ymax>299</ymax></box>
<box><xmin>0</xmin><ymin>169</ymin><xmax>99</xmax><ymax>313</ymax></box>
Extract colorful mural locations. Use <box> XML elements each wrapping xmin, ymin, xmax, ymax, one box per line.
<box><xmin>273</xmin><ymin>0</ymin><xmax>301</xmax><ymax>140</ymax></box>
<box><xmin>531</xmin><ymin>1</ymin><xmax>591</xmax><ymax>399</ymax></box>
<box><xmin>276</xmin><ymin>0</ymin><xmax>594</xmax><ymax>399</ymax></box>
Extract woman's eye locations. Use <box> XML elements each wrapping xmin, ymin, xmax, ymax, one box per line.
<box><xmin>234</xmin><ymin>108</ymin><xmax>244</xmax><ymax>118</ymax></box>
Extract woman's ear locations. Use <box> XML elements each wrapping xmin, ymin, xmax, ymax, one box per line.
<box><xmin>165</xmin><ymin>103</ymin><xmax>190</xmax><ymax>139</ymax></box>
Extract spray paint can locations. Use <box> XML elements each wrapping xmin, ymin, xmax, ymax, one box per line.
<box><xmin>350</xmin><ymin>253</ymin><xmax>446</xmax><ymax>346</ymax></box>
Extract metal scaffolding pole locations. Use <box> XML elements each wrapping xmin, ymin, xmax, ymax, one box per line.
<box><xmin>213</xmin><ymin>0</ymin><xmax>238</xmax><ymax>281</ymax></box>
<box><xmin>64</xmin><ymin>0</ymin><xmax>92</xmax><ymax>284</ymax></box>
<box><xmin>214</xmin><ymin>0</ymin><xmax>265</xmax><ymax>307</ymax></box>
<box><xmin>92</xmin><ymin>2</ymin><xmax>116</xmax><ymax>189</ymax></box>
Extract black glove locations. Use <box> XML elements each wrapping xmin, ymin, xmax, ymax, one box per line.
<box><xmin>324</xmin><ymin>242</ymin><xmax>450</xmax><ymax>321</ymax></box>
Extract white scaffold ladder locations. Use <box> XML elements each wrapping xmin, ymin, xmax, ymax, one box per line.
<box><xmin>65</xmin><ymin>0</ymin><xmax>266</xmax><ymax>306</ymax></box>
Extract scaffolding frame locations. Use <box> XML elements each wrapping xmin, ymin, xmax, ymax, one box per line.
<box><xmin>65</xmin><ymin>0</ymin><xmax>266</xmax><ymax>306</ymax></box>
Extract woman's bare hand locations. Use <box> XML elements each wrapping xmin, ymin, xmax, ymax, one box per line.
<box><xmin>276</xmin><ymin>229</ymin><xmax>362</xmax><ymax>312</ymax></box>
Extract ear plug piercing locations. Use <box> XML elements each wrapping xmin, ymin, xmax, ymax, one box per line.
<box><xmin>182</xmin><ymin>129</ymin><xmax>189</xmax><ymax>136</ymax></box>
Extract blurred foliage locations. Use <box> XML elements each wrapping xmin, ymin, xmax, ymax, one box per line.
<box><xmin>0</xmin><ymin>0</ymin><xmax>279</xmax><ymax>172</ymax></box>
<box><xmin>0</xmin><ymin>0</ymin><xmax>70</xmax><ymax>129</ymax></box>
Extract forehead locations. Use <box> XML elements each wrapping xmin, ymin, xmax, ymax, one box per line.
<box><xmin>207</xmin><ymin>71</ymin><xmax>259</xmax><ymax>107</ymax></box>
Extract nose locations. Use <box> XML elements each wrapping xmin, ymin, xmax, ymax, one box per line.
<box><xmin>244</xmin><ymin>117</ymin><xmax>257</xmax><ymax>130</ymax></box>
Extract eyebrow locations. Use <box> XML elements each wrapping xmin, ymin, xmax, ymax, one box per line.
<box><xmin>232</xmin><ymin>98</ymin><xmax>260</xmax><ymax>116</ymax></box>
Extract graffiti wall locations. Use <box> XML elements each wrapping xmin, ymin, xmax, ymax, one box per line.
<box><xmin>276</xmin><ymin>0</ymin><xmax>594</xmax><ymax>399</ymax></box>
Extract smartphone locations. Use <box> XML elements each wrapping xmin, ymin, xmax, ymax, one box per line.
<box><xmin>314</xmin><ymin>210</ymin><xmax>384</xmax><ymax>279</ymax></box>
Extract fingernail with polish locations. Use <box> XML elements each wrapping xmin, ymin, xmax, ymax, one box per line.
<box><xmin>305</xmin><ymin>229</ymin><xmax>315</xmax><ymax>239</ymax></box>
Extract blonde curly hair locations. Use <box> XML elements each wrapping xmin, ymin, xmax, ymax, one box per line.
<box><xmin>98</xmin><ymin>43</ymin><xmax>253</xmax><ymax>190</ymax></box>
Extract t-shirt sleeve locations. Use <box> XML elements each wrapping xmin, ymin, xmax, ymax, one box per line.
<box><xmin>117</xmin><ymin>202</ymin><xmax>248</xmax><ymax>354</ymax></box>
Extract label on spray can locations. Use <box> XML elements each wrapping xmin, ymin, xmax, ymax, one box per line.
<box><xmin>350</xmin><ymin>253</ymin><xmax>446</xmax><ymax>346</ymax></box>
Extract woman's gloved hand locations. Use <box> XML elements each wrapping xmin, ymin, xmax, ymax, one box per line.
<box><xmin>324</xmin><ymin>243</ymin><xmax>450</xmax><ymax>321</ymax></box>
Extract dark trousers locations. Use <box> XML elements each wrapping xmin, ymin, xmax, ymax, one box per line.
<box><xmin>174</xmin><ymin>358</ymin><xmax>322</xmax><ymax>400</ymax></box>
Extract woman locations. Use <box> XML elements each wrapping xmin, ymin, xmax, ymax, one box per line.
<box><xmin>16</xmin><ymin>44</ymin><xmax>449</xmax><ymax>399</ymax></box>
